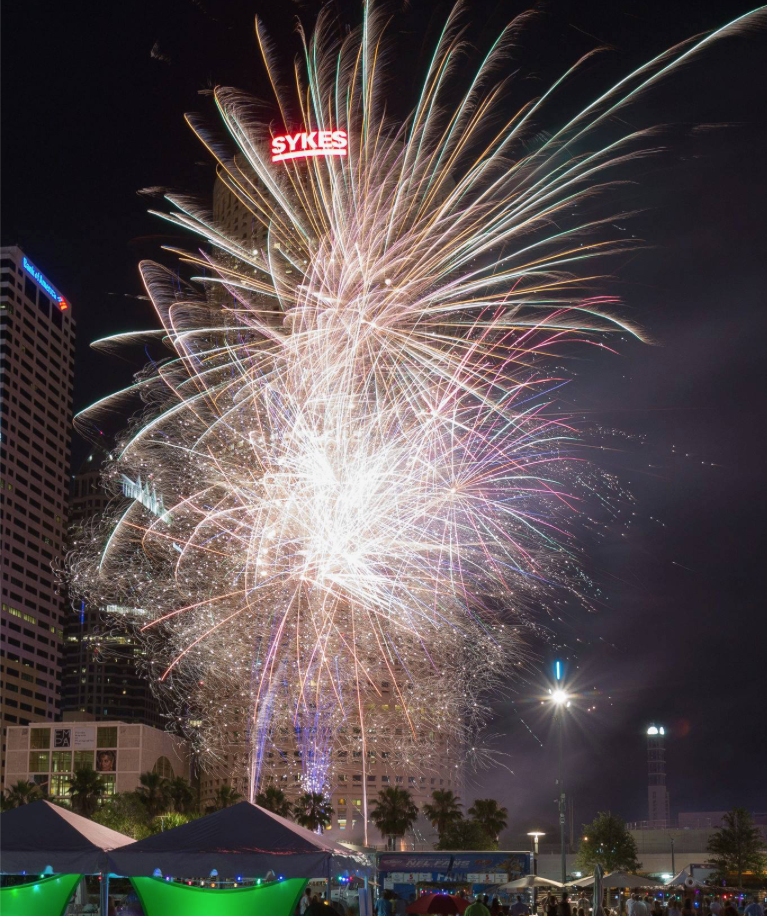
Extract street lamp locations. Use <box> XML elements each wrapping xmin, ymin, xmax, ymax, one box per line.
<box><xmin>528</xmin><ymin>832</ymin><xmax>546</xmax><ymax>913</ymax></box>
<box><xmin>548</xmin><ymin>662</ymin><xmax>571</xmax><ymax>886</ymax></box>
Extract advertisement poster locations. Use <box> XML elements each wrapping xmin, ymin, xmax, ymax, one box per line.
<box><xmin>96</xmin><ymin>750</ymin><xmax>117</xmax><ymax>772</ymax></box>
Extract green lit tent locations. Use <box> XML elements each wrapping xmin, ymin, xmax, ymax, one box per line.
<box><xmin>0</xmin><ymin>873</ymin><xmax>82</xmax><ymax>916</ymax></box>
<box><xmin>131</xmin><ymin>875</ymin><xmax>306</xmax><ymax>916</ymax></box>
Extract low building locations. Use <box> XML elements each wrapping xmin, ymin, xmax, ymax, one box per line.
<box><xmin>2</xmin><ymin>720</ymin><xmax>190</xmax><ymax>804</ymax></box>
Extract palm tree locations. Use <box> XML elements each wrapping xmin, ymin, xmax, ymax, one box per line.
<box><xmin>369</xmin><ymin>787</ymin><xmax>418</xmax><ymax>850</ymax></box>
<box><xmin>294</xmin><ymin>792</ymin><xmax>333</xmax><ymax>833</ymax></box>
<box><xmin>148</xmin><ymin>812</ymin><xmax>194</xmax><ymax>834</ymax></box>
<box><xmin>423</xmin><ymin>790</ymin><xmax>462</xmax><ymax>841</ymax></box>
<box><xmin>166</xmin><ymin>776</ymin><xmax>195</xmax><ymax>814</ymax></box>
<box><xmin>69</xmin><ymin>767</ymin><xmax>107</xmax><ymax>818</ymax></box>
<box><xmin>255</xmin><ymin>784</ymin><xmax>293</xmax><ymax>818</ymax></box>
<box><xmin>207</xmin><ymin>784</ymin><xmax>243</xmax><ymax>813</ymax></box>
<box><xmin>3</xmin><ymin>780</ymin><xmax>45</xmax><ymax>809</ymax></box>
<box><xmin>467</xmin><ymin>798</ymin><xmax>508</xmax><ymax>840</ymax></box>
<box><xmin>134</xmin><ymin>771</ymin><xmax>171</xmax><ymax>818</ymax></box>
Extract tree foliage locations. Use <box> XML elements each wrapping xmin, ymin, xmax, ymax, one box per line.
<box><xmin>91</xmin><ymin>792</ymin><xmax>153</xmax><ymax>840</ymax></box>
<box><xmin>423</xmin><ymin>790</ymin><xmax>463</xmax><ymax>841</ymax></box>
<box><xmin>436</xmin><ymin>817</ymin><xmax>497</xmax><ymax>850</ymax></box>
<box><xmin>166</xmin><ymin>776</ymin><xmax>196</xmax><ymax>814</ymax></box>
<box><xmin>294</xmin><ymin>792</ymin><xmax>333</xmax><ymax>832</ymax></box>
<box><xmin>369</xmin><ymin>787</ymin><xmax>418</xmax><ymax>848</ymax></box>
<box><xmin>706</xmin><ymin>808</ymin><xmax>766</xmax><ymax>889</ymax></box>
<box><xmin>69</xmin><ymin>767</ymin><xmax>107</xmax><ymax>818</ymax></box>
<box><xmin>576</xmin><ymin>812</ymin><xmax>641</xmax><ymax>873</ymax></box>
<box><xmin>467</xmin><ymin>798</ymin><xmax>508</xmax><ymax>840</ymax></box>
<box><xmin>206</xmin><ymin>784</ymin><xmax>243</xmax><ymax>813</ymax></box>
<box><xmin>256</xmin><ymin>784</ymin><xmax>293</xmax><ymax>818</ymax></box>
<box><xmin>134</xmin><ymin>771</ymin><xmax>171</xmax><ymax>818</ymax></box>
<box><xmin>2</xmin><ymin>780</ymin><xmax>46</xmax><ymax>809</ymax></box>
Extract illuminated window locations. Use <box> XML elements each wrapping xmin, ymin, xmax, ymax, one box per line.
<box><xmin>337</xmin><ymin>798</ymin><xmax>347</xmax><ymax>806</ymax></box>
<box><xmin>50</xmin><ymin>774</ymin><xmax>72</xmax><ymax>798</ymax></box>
<box><xmin>353</xmin><ymin>799</ymin><xmax>362</xmax><ymax>808</ymax></box>
<box><xmin>30</xmin><ymin>728</ymin><xmax>50</xmax><ymax>749</ymax></box>
<box><xmin>28</xmin><ymin>751</ymin><xmax>49</xmax><ymax>772</ymax></box>
<box><xmin>52</xmin><ymin>751</ymin><xmax>72</xmax><ymax>772</ymax></box>
<box><xmin>74</xmin><ymin>751</ymin><xmax>93</xmax><ymax>770</ymax></box>
<box><xmin>100</xmin><ymin>775</ymin><xmax>116</xmax><ymax>797</ymax></box>
<box><xmin>338</xmin><ymin>818</ymin><xmax>347</xmax><ymax>830</ymax></box>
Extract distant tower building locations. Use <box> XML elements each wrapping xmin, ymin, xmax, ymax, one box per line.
<box><xmin>60</xmin><ymin>453</ymin><xmax>160</xmax><ymax>727</ymax></box>
<box><xmin>0</xmin><ymin>246</ymin><xmax>75</xmax><ymax>789</ymax></box>
<box><xmin>647</xmin><ymin>725</ymin><xmax>670</xmax><ymax>828</ymax></box>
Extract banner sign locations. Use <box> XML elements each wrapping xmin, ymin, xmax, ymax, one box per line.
<box><xmin>271</xmin><ymin>129</ymin><xmax>348</xmax><ymax>163</ymax></box>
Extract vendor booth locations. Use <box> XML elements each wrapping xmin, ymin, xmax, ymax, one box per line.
<box><xmin>0</xmin><ymin>801</ymin><xmax>133</xmax><ymax>915</ymax></box>
<box><xmin>109</xmin><ymin>801</ymin><xmax>371</xmax><ymax>916</ymax></box>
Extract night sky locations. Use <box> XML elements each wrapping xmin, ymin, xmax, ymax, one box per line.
<box><xmin>3</xmin><ymin>0</ymin><xmax>765</xmax><ymax>838</ymax></box>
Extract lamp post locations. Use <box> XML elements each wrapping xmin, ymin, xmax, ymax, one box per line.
<box><xmin>528</xmin><ymin>831</ymin><xmax>546</xmax><ymax>914</ymax></box>
<box><xmin>549</xmin><ymin>661</ymin><xmax>571</xmax><ymax>886</ymax></box>
<box><xmin>670</xmin><ymin>836</ymin><xmax>676</xmax><ymax>877</ymax></box>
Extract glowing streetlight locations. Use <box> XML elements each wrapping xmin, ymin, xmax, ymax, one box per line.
<box><xmin>527</xmin><ymin>832</ymin><xmax>546</xmax><ymax>910</ymax></box>
<box><xmin>549</xmin><ymin>661</ymin><xmax>571</xmax><ymax>885</ymax></box>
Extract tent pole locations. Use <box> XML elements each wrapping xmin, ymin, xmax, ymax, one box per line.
<box><xmin>327</xmin><ymin>857</ymin><xmax>332</xmax><ymax>906</ymax></box>
<box><xmin>100</xmin><ymin>871</ymin><xmax>109</xmax><ymax>916</ymax></box>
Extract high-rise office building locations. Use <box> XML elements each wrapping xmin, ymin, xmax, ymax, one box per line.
<box><xmin>60</xmin><ymin>454</ymin><xmax>160</xmax><ymax>727</ymax></box>
<box><xmin>0</xmin><ymin>245</ymin><xmax>75</xmax><ymax>785</ymax></box>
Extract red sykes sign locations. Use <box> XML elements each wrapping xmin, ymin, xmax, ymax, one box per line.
<box><xmin>271</xmin><ymin>129</ymin><xmax>348</xmax><ymax>163</ymax></box>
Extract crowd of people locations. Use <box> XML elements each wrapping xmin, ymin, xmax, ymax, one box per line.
<box><xmin>306</xmin><ymin>888</ymin><xmax>765</xmax><ymax>916</ymax></box>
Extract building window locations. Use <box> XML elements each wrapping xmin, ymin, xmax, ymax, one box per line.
<box><xmin>337</xmin><ymin>818</ymin><xmax>347</xmax><ymax>830</ymax></box>
<box><xmin>100</xmin><ymin>775</ymin><xmax>116</xmax><ymax>797</ymax></box>
<box><xmin>153</xmin><ymin>755</ymin><xmax>173</xmax><ymax>778</ymax></box>
<box><xmin>30</xmin><ymin>727</ymin><xmax>50</xmax><ymax>749</ymax></box>
<box><xmin>51</xmin><ymin>751</ymin><xmax>72</xmax><ymax>772</ymax></box>
<box><xmin>97</xmin><ymin>726</ymin><xmax>117</xmax><ymax>748</ymax></box>
<box><xmin>28</xmin><ymin>751</ymin><xmax>50</xmax><ymax>772</ymax></box>
<box><xmin>74</xmin><ymin>751</ymin><xmax>94</xmax><ymax>770</ymax></box>
<box><xmin>50</xmin><ymin>774</ymin><xmax>72</xmax><ymax>798</ymax></box>
<box><xmin>337</xmin><ymin>797</ymin><xmax>346</xmax><ymax>806</ymax></box>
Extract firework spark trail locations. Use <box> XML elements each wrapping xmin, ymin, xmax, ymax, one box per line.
<box><xmin>70</xmin><ymin>3</ymin><xmax>764</xmax><ymax>819</ymax></box>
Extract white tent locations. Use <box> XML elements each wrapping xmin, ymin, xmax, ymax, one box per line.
<box><xmin>666</xmin><ymin>868</ymin><xmax>712</xmax><ymax>889</ymax></box>
<box><xmin>498</xmin><ymin>876</ymin><xmax>564</xmax><ymax>890</ymax></box>
<box><xmin>568</xmin><ymin>872</ymin><xmax>665</xmax><ymax>889</ymax></box>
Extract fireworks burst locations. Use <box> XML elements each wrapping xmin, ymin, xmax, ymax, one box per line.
<box><xmin>70</xmin><ymin>4</ymin><xmax>761</xmax><ymax>825</ymax></box>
